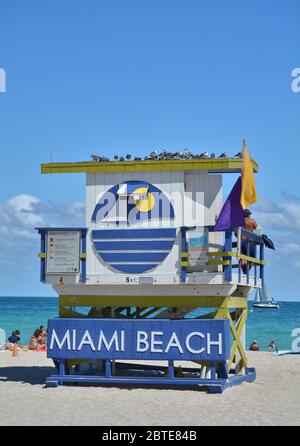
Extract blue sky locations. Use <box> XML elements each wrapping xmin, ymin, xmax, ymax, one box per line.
<box><xmin>0</xmin><ymin>0</ymin><xmax>299</xmax><ymax>298</ymax></box>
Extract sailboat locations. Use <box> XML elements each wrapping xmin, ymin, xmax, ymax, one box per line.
<box><xmin>253</xmin><ymin>284</ymin><xmax>280</xmax><ymax>309</ymax></box>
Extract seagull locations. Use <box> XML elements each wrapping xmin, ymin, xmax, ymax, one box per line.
<box><xmin>199</xmin><ymin>152</ymin><xmax>209</xmax><ymax>159</ymax></box>
<box><xmin>234</xmin><ymin>151</ymin><xmax>243</xmax><ymax>158</ymax></box>
<box><xmin>149</xmin><ymin>150</ymin><xmax>158</xmax><ymax>160</ymax></box>
<box><xmin>218</xmin><ymin>152</ymin><xmax>228</xmax><ymax>159</ymax></box>
<box><xmin>181</xmin><ymin>149</ymin><xmax>194</xmax><ymax>159</ymax></box>
<box><xmin>126</xmin><ymin>154</ymin><xmax>132</xmax><ymax>160</ymax></box>
<box><xmin>158</xmin><ymin>149</ymin><xmax>168</xmax><ymax>159</ymax></box>
<box><xmin>158</xmin><ymin>150</ymin><xmax>169</xmax><ymax>160</ymax></box>
<box><xmin>91</xmin><ymin>154</ymin><xmax>109</xmax><ymax>162</ymax></box>
<box><xmin>134</xmin><ymin>156</ymin><xmax>142</xmax><ymax>161</ymax></box>
<box><xmin>210</xmin><ymin>152</ymin><xmax>216</xmax><ymax>158</ymax></box>
<box><xmin>119</xmin><ymin>156</ymin><xmax>125</xmax><ymax>162</ymax></box>
<box><xmin>114</xmin><ymin>155</ymin><xmax>119</xmax><ymax>160</ymax></box>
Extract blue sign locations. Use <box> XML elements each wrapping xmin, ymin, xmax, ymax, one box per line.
<box><xmin>47</xmin><ymin>318</ymin><xmax>230</xmax><ymax>361</ymax></box>
<box><xmin>90</xmin><ymin>180</ymin><xmax>176</xmax><ymax>274</ymax></box>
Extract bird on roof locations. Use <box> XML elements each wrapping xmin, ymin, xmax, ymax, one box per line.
<box><xmin>210</xmin><ymin>153</ymin><xmax>216</xmax><ymax>158</ymax></box>
<box><xmin>234</xmin><ymin>151</ymin><xmax>243</xmax><ymax>158</ymax></box>
<box><xmin>198</xmin><ymin>152</ymin><xmax>209</xmax><ymax>159</ymax></box>
<box><xmin>134</xmin><ymin>156</ymin><xmax>142</xmax><ymax>161</ymax></box>
<box><xmin>158</xmin><ymin>150</ymin><xmax>177</xmax><ymax>160</ymax></box>
<box><xmin>181</xmin><ymin>149</ymin><xmax>194</xmax><ymax>159</ymax></box>
<box><xmin>114</xmin><ymin>155</ymin><xmax>119</xmax><ymax>160</ymax></box>
<box><xmin>126</xmin><ymin>154</ymin><xmax>132</xmax><ymax>160</ymax></box>
<box><xmin>91</xmin><ymin>154</ymin><xmax>110</xmax><ymax>162</ymax></box>
<box><xmin>149</xmin><ymin>150</ymin><xmax>158</xmax><ymax>160</ymax></box>
<box><xmin>218</xmin><ymin>152</ymin><xmax>228</xmax><ymax>159</ymax></box>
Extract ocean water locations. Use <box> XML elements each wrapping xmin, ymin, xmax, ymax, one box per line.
<box><xmin>0</xmin><ymin>296</ymin><xmax>58</xmax><ymax>347</ymax></box>
<box><xmin>0</xmin><ymin>296</ymin><xmax>299</xmax><ymax>351</ymax></box>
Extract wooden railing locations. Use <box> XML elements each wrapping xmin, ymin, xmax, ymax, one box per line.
<box><xmin>181</xmin><ymin>226</ymin><xmax>266</xmax><ymax>285</ymax></box>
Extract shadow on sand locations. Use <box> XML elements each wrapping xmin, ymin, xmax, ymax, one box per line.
<box><xmin>0</xmin><ymin>366</ymin><xmax>56</xmax><ymax>385</ymax></box>
<box><xmin>0</xmin><ymin>362</ymin><xmax>210</xmax><ymax>391</ymax></box>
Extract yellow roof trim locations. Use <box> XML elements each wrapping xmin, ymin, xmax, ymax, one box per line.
<box><xmin>41</xmin><ymin>158</ymin><xmax>258</xmax><ymax>174</ymax></box>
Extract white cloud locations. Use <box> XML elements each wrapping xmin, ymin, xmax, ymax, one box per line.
<box><xmin>253</xmin><ymin>196</ymin><xmax>300</xmax><ymax>233</ymax></box>
<box><xmin>281</xmin><ymin>243</ymin><xmax>300</xmax><ymax>254</ymax></box>
<box><xmin>0</xmin><ymin>194</ymin><xmax>43</xmax><ymax>228</ymax></box>
<box><xmin>0</xmin><ymin>194</ymin><xmax>85</xmax><ymax>276</ymax></box>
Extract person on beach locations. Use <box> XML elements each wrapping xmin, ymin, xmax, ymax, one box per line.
<box><xmin>29</xmin><ymin>329</ymin><xmax>47</xmax><ymax>351</ymax></box>
<box><xmin>5</xmin><ymin>330</ymin><xmax>25</xmax><ymax>351</ymax></box>
<box><xmin>39</xmin><ymin>326</ymin><xmax>47</xmax><ymax>342</ymax></box>
<box><xmin>268</xmin><ymin>340</ymin><xmax>278</xmax><ymax>353</ymax></box>
<box><xmin>40</xmin><ymin>325</ymin><xmax>47</xmax><ymax>336</ymax></box>
<box><xmin>249</xmin><ymin>340</ymin><xmax>260</xmax><ymax>351</ymax></box>
<box><xmin>241</xmin><ymin>209</ymin><xmax>258</xmax><ymax>274</ymax></box>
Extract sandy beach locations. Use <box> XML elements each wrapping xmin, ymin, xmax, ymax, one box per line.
<box><xmin>0</xmin><ymin>351</ymin><xmax>299</xmax><ymax>426</ymax></box>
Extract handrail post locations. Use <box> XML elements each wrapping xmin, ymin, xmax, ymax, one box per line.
<box><xmin>260</xmin><ymin>243</ymin><xmax>264</xmax><ymax>287</ymax></box>
<box><xmin>40</xmin><ymin>230</ymin><xmax>46</xmax><ymax>282</ymax></box>
<box><xmin>224</xmin><ymin>230</ymin><xmax>232</xmax><ymax>282</ymax></box>
<box><xmin>246</xmin><ymin>238</ymin><xmax>250</xmax><ymax>284</ymax></box>
<box><xmin>81</xmin><ymin>230</ymin><xmax>87</xmax><ymax>283</ymax></box>
<box><xmin>180</xmin><ymin>227</ymin><xmax>187</xmax><ymax>283</ymax></box>
<box><xmin>237</xmin><ymin>227</ymin><xmax>242</xmax><ymax>283</ymax></box>
<box><xmin>254</xmin><ymin>243</ymin><xmax>257</xmax><ymax>286</ymax></box>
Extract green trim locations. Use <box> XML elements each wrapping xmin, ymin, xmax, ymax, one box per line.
<box><xmin>38</xmin><ymin>253</ymin><xmax>46</xmax><ymax>258</ymax></box>
<box><xmin>208</xmin><ymin>251</ymin><xmax>266</xmax><ymax>266</ymax></box>
<box><xmin>181</xmin><ymin>261</ymin><xmax>188</xmax><ymax>267</ymax></box>
<box><xmin>238</xmin><ymin>254</ymin><xmax>266</xmax><ymax>265</ymax></box>
<box><xmin>207</xmin><ymin>260</ymin><xmax>230</xmax><ymax>266</ymax></box>
<box><xmin>207</xmin><ymin>251</ymin><xmax>236</xmax><ymax>258</ymax></box>
<box><xmin>80</xmin><ymin>253</ymin><xmax>87</xmax><ymax>259</ymax></box>
<box><xmin>41</xmin><ymin>158</ymin><xmax>258</xmax><ymax>175</ymax></box>
<box><xmin>181</xmin><ymin>252</ymin><xmax>188</xmax><ymax>258</ymax></box>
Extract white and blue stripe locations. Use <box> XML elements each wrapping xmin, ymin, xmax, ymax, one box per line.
<box><xmin>91</xmin><ymin>228</ymin><xmax>177</xmax><ymax>274</ymax></box>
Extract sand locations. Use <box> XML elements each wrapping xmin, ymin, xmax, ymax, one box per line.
<box><xmin>0</xmin><ymin>350</ymin><xmax>299</xmax><ymax>426</ymax></box>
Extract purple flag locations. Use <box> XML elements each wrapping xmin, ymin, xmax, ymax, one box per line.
<box><xmin>214</xmin><ymin>177</ymin><xmax>244</xmax><ymax>231</ymax></box>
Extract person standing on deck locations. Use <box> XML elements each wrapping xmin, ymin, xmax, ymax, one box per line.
<box><xmin>241</xmin><ymin>209</ymin><xmax>257</xmax><ymax>274</ymax></box>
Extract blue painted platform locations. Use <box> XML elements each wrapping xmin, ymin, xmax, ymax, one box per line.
<box><xmin>45</xmin><ymin>361</ymin><xmax>256</xmax><ymax>393</ymax></box>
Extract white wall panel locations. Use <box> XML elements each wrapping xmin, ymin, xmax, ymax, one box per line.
<box><xmin>86</xmin><ymin>170</ymin><xmax>184</xmax><ymax>279</ymax></box>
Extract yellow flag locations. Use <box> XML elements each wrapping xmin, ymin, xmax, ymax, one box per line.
<box><xmin>240</xmin><ymin>141</ymin><xmax>257</xmax><ymax>208</ymax></box>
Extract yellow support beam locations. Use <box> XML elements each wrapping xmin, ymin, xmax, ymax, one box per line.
<box><xmin>228</xmin><ymin>309</ymin><xmax>248</xmax><ymax>370</ymax></box>
<box><xmin>59</xmin><ymin>306</ymin><xmax>86</xmax><ymax>318</ymax></box>
<box><xmin>59</xmin><ymin>295</ymin><xmax>247</xmax><ymax>309</ymax></box>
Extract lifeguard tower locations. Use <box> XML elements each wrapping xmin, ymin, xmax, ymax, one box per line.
<box><xmin>37</xmin><ymin>150</ymin><xmax>264</xmax><ymax>392</ymax></box>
